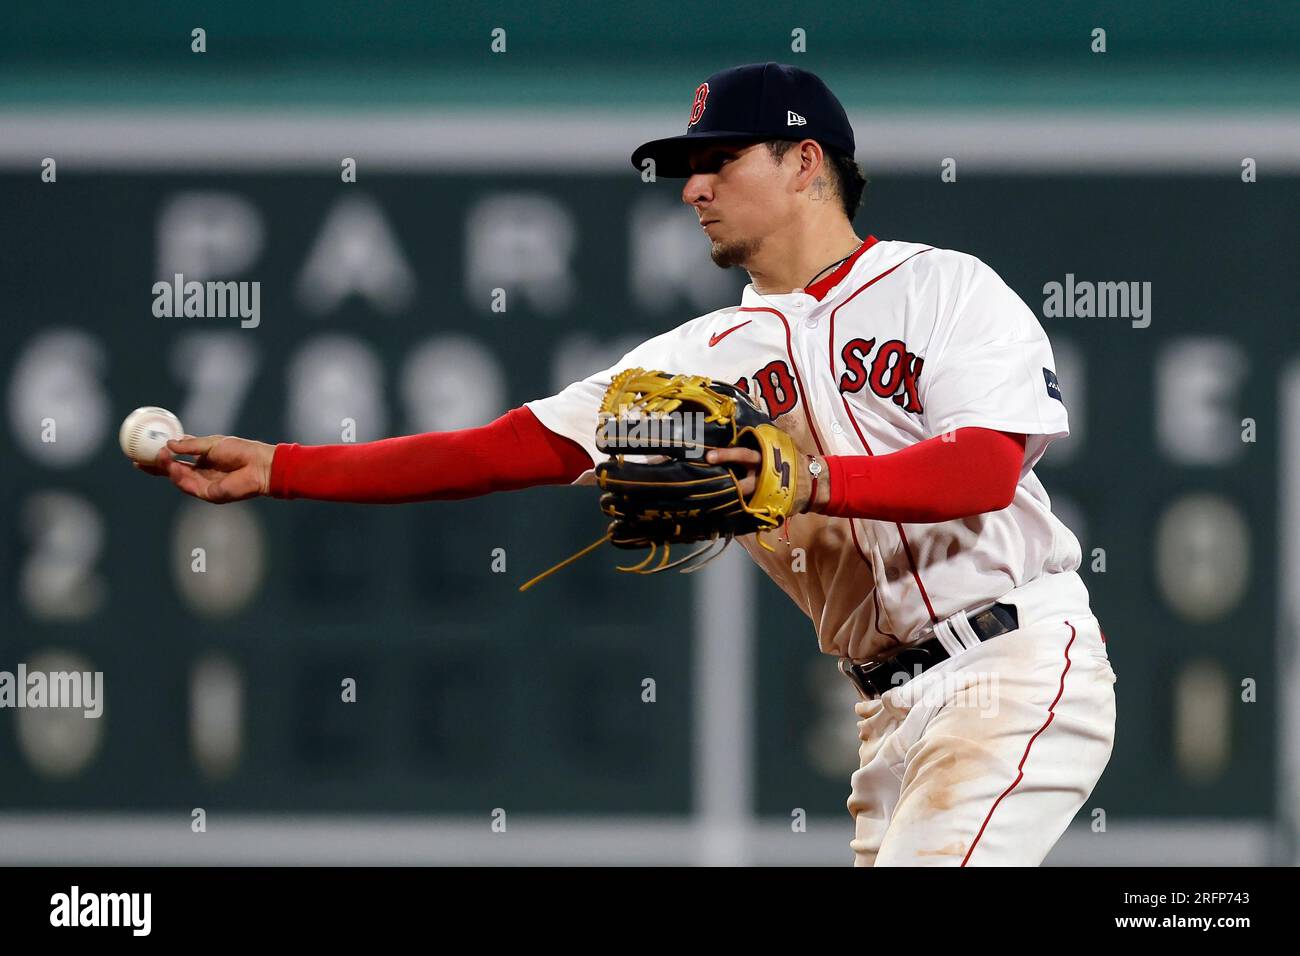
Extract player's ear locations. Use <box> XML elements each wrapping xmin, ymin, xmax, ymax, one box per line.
<box><xmin>795</xmin><ymin>140</ymin><xmax>826</xmax><ymax>190</ymax></box>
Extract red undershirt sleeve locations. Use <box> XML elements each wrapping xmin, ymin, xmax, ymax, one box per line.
<box><xmin>821</xmin><ymin>428</ymin><xmax>1026</xmax><ymax>523</ymax></box>
<box><xmin>268</xmin><ymin>405</ymin><xmax>593</xmax><ymax>503</ymax></box>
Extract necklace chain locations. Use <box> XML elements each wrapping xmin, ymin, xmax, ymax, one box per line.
<box><xmin>804</xmin><ymin>239</ymin><xmax>863</xmax><ymax>289</ymax></box>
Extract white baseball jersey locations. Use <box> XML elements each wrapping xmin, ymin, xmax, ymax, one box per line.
<box><xmin>526</xmin><ymin>236</ymin><xmax>1083</xmax><ymax>660</ymax></box>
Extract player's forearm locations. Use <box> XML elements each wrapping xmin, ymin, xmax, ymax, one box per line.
<box><xmin>268</xmin><ymin>406</ymin><xmax>592</xmax><ymax>503</ymax></box>
<box><xmin>817</xmin><ymin>427</ymin><xmax>1025</xmax><ymax>523</ymax></box>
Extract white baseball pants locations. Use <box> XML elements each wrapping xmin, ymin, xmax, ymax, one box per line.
<box><xmin>847</xmin><ymin>597</ymin><xmax>1116</xmax><ymax>866</ymax></box>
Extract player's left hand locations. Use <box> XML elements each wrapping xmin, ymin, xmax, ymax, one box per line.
<box><xmin>705</xmin><ymin>446</ymin><xmax>761</xmax><ymax>495</ymax></box>
<box><xmin>588</xmin><ymin>369</ymin><xmax>807</xmax><ymax>566</ymax></box>
<box><xmin>706</xmin><ymin>446</ymin><xmax>827</xmax><ymax>513</ymax></box>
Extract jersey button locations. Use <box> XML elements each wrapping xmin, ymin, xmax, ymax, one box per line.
<box><xmin>831</xmin><ymin>421</ymin><xmax>844</xmax><ymax>435</ymax></box>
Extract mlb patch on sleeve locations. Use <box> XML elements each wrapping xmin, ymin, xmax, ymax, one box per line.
<box><xmin>1043</xmin><ymin>368</ymin><xmax>1064</xmax><ymax>403</ymax></box>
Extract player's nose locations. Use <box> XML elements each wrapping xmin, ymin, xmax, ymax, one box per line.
<box><xmin>681</xmin><ymin>173</ymin><xmax>713</xmax><ymax>205</ymax></box>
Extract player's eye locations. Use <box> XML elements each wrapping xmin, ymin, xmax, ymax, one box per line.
<box><xmin>691</xmin><ymin>154</ymin><xmax>731</xmax><ymax>174</ymax></box>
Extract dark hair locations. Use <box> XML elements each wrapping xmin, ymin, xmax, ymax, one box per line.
<box><xmin>764</xmin><ymin>139</ymin><xmax>867</xmax><ymax>221</ymax></box>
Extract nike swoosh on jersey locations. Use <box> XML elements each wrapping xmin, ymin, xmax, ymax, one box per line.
<box><xmin>708</xmin><ymin>320</ymin><xmax>753</xmax><ymax>347</ymax></box>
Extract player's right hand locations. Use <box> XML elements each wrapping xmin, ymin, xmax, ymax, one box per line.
<box><xmin>140</xmin><ymin>435</ymin><xmax>276</xmax><ymax>504</ymax></box>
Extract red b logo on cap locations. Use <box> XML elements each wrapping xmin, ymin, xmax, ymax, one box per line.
<box><xmin>688</xmin><ymin>82</ymin><xmax>709</xmax><ymax>127</ymax></box>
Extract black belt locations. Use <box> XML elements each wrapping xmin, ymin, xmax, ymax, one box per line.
<box><xmin>838</xmin><ymin>602</ymin><xmax>1019</xmax><ymax>700</ymax></box>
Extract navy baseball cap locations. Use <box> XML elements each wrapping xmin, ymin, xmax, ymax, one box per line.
<box><xmin>630</xmin><ymin>62</ymin><xmax>856</xmax><ymax>178</ymax></box>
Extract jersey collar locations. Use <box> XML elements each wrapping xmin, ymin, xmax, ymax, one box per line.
<box><xmin>805</xmin><ymin>235</ymin><xmax>879</xmax><ymax>301</ymax></box>
<box><xmin>739</xmin><ymin>235</ymin><xmax>879</xmax><ymax>308</ymax></box>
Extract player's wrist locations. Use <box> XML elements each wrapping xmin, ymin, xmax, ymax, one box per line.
<box><xmin>267</xmin><ymin>442</ymin><xmax>298</xmax><ymax>498</ymax></box>
<box><xmin>802</xmin><ymin>455</ymin><xmax>831</xmax><ymax>513</ymax></box>
<box><xmin>819</xmin><ymin>455</ymin><xmax>850</xmax><ymax>516</ymax></box>
<box><xmin>256</xmin><ymin>442</ymin><xmax>275</xmax><ymax>497</ymax></box>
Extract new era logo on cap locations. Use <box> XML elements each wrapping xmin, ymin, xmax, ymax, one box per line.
<box><xmin>787</xmin><ymin>111</ymin><xmax>807</xmax><ymax>126</ymax></box>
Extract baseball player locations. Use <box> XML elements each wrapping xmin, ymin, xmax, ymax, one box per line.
<box><xmin>142</xmin><ymin>62</ymin><xmax>1116</xmax><ymax>866</ymax></box>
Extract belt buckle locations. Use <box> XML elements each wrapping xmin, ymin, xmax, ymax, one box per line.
<box><xmin>838</xmin><ymin>655</ymin><xmax>890</xmax><ymax>701</ymax></box>
<box><xmin>840</xmin><ymin>639</ymin><xmax>946</xmax><ymax>701</ymax></box>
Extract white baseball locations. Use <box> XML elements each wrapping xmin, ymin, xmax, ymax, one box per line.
<box><xmin>119</xmin><ymin>406</ymin><xmax>184</xmax><ymax>464</ymax></box>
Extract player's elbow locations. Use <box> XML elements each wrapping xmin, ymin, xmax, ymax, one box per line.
<box><xmin>981</xmin><ymin>429</ymin><xmax>1025</xmax><ymax>513</ymax></box>
<box><xmin>977</xmin><ymin>453</ymin><xmax>1022</xmax><ymax>513</ymax></box>
<box><xmin>954</xmin><ymin>439</ymin><xmax>1023</xmax><ymax>516</ymax></box>
<box><xmin>988</xmin><ymin>479</ymin><xmax>1017</xmax><ymax>513</ymax></box>
<box><xmin>981</xmin><ymin>457</ymin><xmax>1023</xmax><ymax>514</ymax></box>
<box><xmin>952</xmin><ymin>482</ymin><xmax>1015</xmax><ymax>520</ymax></box>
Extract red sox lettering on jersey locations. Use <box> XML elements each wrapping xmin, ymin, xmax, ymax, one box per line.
<box><xmin>526</xmin><ymin>236</ymin><xmax>1079</xmax><ymax>661</ymax></box>
<box><xmin>732</xmin><ymin>337</ymin><xmax>926</xmax><ymax>419</ymax></box>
